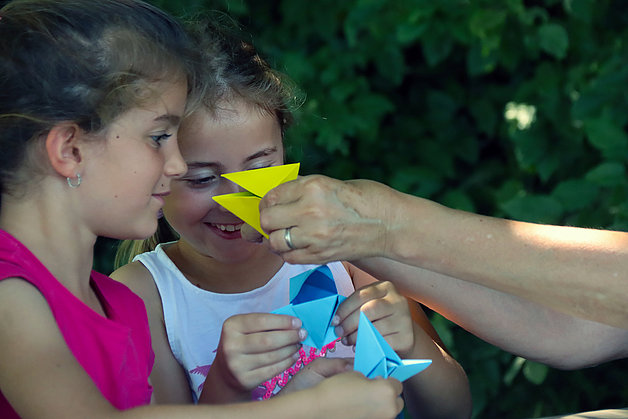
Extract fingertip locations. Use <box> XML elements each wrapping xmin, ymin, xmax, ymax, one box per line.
<box><xmin>334</xmin><ymin>325</ymin><xmax>344</xmax><ymax>337</ymax></box>
<box><xmin>291</xmin><ymin>317</ymin><xmax>302</xmax><ymax>329</ymax></box>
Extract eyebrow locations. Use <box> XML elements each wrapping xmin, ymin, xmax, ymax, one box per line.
<box><xmin>243</xmin><ymin>146</ymin><xmax>278</xmax><ymax>163</ymax></box>
<box><xmin>155</xmin><ymin>114</ymin><xmax>181</xmax><ymax>125</ymax></box>
<box><xmin>185</xmin><ymin>146</ymin><xmax>279</xmax><ymax>169</ymax></box>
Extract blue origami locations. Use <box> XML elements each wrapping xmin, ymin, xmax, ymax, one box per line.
<box><xmin>272</xmin><ymin>265</ymin><xmax>346</xmax><ymax>350</ymax></box>
<box><xmin>354</xmin><ymin>312</ymin><xmax>432</xmax><ymax>382</ymax></box>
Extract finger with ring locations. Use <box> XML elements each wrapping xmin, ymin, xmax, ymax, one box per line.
<box><xmin>284</xmin><ymin>227</ymin><xmax>296</xmax><ymax>250</ymax></box>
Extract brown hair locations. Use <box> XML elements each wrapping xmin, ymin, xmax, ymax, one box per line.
<box><xmin>114</xmin><ymin>17</ymin><xmax>303</xmax><ymax>268</ymax></box>
<box><xmin>0</xmin><ymin>0</ymin><xmax>198</xmax><ymax>200</ymax></box>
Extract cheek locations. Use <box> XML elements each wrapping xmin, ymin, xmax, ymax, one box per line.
<box><xmin>163</xmin><ymin>189</ymin><xmax>215</xmax><ymax>224</ymax></box>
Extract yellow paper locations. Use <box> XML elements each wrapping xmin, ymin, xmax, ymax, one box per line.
<box><xmin>213</xmin><ymin>163</ymin><xmax>300</xmax><ymax>238</ymax></box>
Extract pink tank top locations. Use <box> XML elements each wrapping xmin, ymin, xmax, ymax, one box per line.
<box><xmin>0</xmin><ymin>230</ymin><xmax>154</xmax><ymax>416</ymax></box>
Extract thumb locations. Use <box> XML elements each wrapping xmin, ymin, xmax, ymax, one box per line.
<box><xmin>307</xmin><ymin>357</ymin><xmax>354</xmax><ymax>377</ymax></box>
<box><xmin>241</xmin><ymin>223</ymin><xmax>264</xmax><ymax>243</ymax></box>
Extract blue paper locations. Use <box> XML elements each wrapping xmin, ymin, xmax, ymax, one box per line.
<box><xmin>272</xmin><ymin>265</ymin><xmax>346</xmax><ymax>349</ymax></box>
<box><xmin>354</xmin><ymin>312</ymin><xmax>432</xmax><ymax>382</ymax></box>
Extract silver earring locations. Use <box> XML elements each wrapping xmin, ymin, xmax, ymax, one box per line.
<box><xmin>67</xmin><ymin>173</ymin><xmax>82</xmax><ymax>188</ymax></box>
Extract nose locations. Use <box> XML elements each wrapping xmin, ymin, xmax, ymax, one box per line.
<box><xmin>215</xmin><ymin>179</ymin><xmax>242</xmax><ymax>213</ymax></box>
<box><xmin>164</xmin><ymin>139</ymin><xmax>187</xmax><ymax>178</ymax></box>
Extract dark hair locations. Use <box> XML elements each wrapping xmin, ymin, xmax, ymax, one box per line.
<box><xmin>0</xmin><ymin>0</ymin><xmax>197</xmax><ymax>198</ymax></box>
<box><xmin>114</xmin><ymin>16</ymin><xmax>303</xmax><ymax>268</ymax></box>
<box><xmin>187</xmin><ymin>16</ymin><xmax>302</xmax><ymax>137</ymax></box>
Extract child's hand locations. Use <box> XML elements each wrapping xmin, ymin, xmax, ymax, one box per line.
<box><xmin>308</xmin><ymin>373</ymin><xmax>404</xmax><ymax>419</ymax></box>
<box><xmin>334</xmin><ymin>281</ymin><xmax>415</xmax><ymax>356</ymax></box>
<box><xmin>200</xmin><ymin>313</ymin><xmax>306</xmax><ymax>403</ymax></box>
<box><xmin>280</xmin><ymin>357</ymin><xmax>353</xmax><ymax>394</ymax></box>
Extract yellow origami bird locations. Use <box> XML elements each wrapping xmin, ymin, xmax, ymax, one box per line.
<box><xmin>212</xmin><ymin>163</ymin><xmax>300</xmax><ymax>238</ymax></box>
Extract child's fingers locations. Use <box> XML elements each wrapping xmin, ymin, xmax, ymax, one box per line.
<box><xmin>243</xmin><ymin>329</ymin><xmax>306</xmax><ymax>354</ymax></box>
<box><xmin>224</xmin><ymin>312</ymin><xmax>301</xmax><ymax>335</ymax></box>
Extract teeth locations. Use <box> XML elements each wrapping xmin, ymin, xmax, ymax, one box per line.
<box><xmin>215</xmin><ymin>224</ymin><xmax>241</xmax><ymax>232</ymax></box>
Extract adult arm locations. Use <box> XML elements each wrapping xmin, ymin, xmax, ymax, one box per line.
<box><xmin>354</xmin><ymin>258</ymin><xmax>628</xmax><ymax>369</ymax></box>
<box><xmin>257</xmin><ymin>175</ymin><xmax>628</xmax><ymax>329</ymax></box>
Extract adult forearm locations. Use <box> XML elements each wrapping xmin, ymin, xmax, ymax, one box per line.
<box><xmin>354</xmin><ymin>257</ymin><xmax>628</xmax><ymax>368</ymax></box>
<box><xmin>379</xmin><ymin>192</ymin><xmax>628</xmax><ymax>328</ymax></box>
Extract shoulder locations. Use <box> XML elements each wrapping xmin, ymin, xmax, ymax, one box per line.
<box><xmin>0</xmin><ymin>278</ymin><xmax>116</xmax><ymax>417</ymax></box>
<box><xmin>110</xmin><ymin>261</ymin><xmax>158</xmax><ymax>304</ymax></box>
<box><xmin>0</xmin><ymin>277</ymin><xmax>64</xmax><ymax>359</ymax></box>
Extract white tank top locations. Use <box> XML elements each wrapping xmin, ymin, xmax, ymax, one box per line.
<box><xmin>134</xmin><ymin>243</ymin><xmax>356</xmax><ymax>402</ymax></box>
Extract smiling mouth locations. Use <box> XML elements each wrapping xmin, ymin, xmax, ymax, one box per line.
<box><xmin>211</xmin><ymin>223</ymin><xmax>242</xmax><ymax>232</ymax></box>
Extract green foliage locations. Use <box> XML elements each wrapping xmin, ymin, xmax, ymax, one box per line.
<box><xmin>94</xmin><ymin>0</ymin><xmax>628</xmax><ymax>417</ymax></box>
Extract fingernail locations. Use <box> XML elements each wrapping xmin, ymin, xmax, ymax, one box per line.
<box><xmin>334</xmin><ymin>325</ymin><xmax>344</xmax><ymax>337</ymax></box>
<box><xmin>292</xmin><ymin>318</ymin><xmax>302</xmax><ymax>328</ymax></box>
<box><xmin>330</xmin><ymin>315</ymin><xmax>340</xmax><ymax>326</ymax></box>
<box><xmin>341</xmin><ymin>336</ymin><xmax>348</xmax><ymax>346</ymax></box>
<box><xmin>298</xmin><ymin>328</ymin><xmax>308</xmax><ymax>341</ymax></box>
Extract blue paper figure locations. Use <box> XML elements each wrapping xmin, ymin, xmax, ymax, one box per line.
<box><xmin>354</xmin><ymin>312</ymin><xmax>432</xmax><ymax>382</ymax></box>
<box><xmin>272</xmin><ymin>265</ymin><xmax>346</xmax><ymax>350</ymax></box>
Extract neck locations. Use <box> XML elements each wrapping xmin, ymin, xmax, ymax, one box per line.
<box><xmin>0</xmin><ymin>188</ymin><xmax>97</xmax><ymax>298</ymax></box>
<box><xmin>165</xmin><ymin>240</ymin><xmax>284</xmax><ymax>294</ymax></box>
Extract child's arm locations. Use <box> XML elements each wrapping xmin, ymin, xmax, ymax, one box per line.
<box><xmin>112</xmin><ymin>263</ymin><xmax>305</xmax><ymax>405</ymax></box>
<box><xmin>0</xmin><ymin>277</ymin><xmax>404</xmax><ymax>418</ymax></box>
<box><xmin>111</xmin><ymin>261</ymin><xmax>194</xmax><ymax>404</ymax></box>
<box><xmin>338</xmin><ymin>263</ymin><xmax>472</xmax><ymax>419</ymax></box>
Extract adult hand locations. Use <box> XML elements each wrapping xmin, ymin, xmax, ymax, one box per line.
<box><xmin>201</xmin><ymin>313</ymin><xmax>306</xmax><ymax>403</ymax></box>
<box><xmin>256</xmin><ymin>175</ymin><xmax>396</xmax><ymax>264</ymax></box>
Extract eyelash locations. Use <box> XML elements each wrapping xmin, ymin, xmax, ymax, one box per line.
<box><xmin>150</xmin><ymin>133</ymin><xmax>173</xmax><ymax>147</ymax></box>
<box><xmin>184</xmin><ymin>175</ymin><xmax>218</xmax><ymax>188</ymax></box>
<box><xmin>182</xmin><ymin>164</ymin><xmax>275</xmax><ymax>189</ymax></box>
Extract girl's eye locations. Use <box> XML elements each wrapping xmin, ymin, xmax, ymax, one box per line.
<box><xmin>184</xmin><ymin>175</ymin><xmax>218</xmax><ymax>188</ymax></box>
<box><xmin>248</xmin><ymin>162</ymin><xmax>274</xmax><ymax>171</ymax></box>
<box><xmin>150</xmin><ymin>133</ymin><xmax>173</xmax><ymax>147</ymax></box>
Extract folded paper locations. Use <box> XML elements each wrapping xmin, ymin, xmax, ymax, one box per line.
<box><xmin>213</xmin><ymin>163</ymin><xmax>300</xmax><ymax>238</ymax></box>
<box><xmin>354</xmin><ymin>312</ymin><xmax>432</xmax><ymax>382</ymax></box>
<box><xmin>272</xmin><ymin>265</ymin><xmax>346</xmax><ymax>350</ymax></box>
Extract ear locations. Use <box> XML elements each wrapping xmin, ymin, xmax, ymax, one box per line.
<box><xmin>44</xmin><ymin>123</ymin><xmax>84</xmax><ymax>178</ymax></box>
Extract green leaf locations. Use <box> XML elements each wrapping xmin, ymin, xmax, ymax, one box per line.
<box><xmin>583</xmin><ymin>117</ymin><xmax>628</xmax><ymax>154</ymax></box>
<box><xmin>522</xmin><ymin>360</ymin><xmax>549</xmax><ymax>385</ymax></box>
<box><xmin>504</xmin><ymin>357</ymin><xmax>526</xmax><ymax>386</ymax></box>
<box><xmin>585</xmin><ymin>162</ymin><xmax>626</xmax><ymax>187</ymax></box>
<box><xmin>552</xmin><ymin>179</ymin><xmax>599</xmax><ymax>211</ymax></box>
<box><xmin>440</xmin><ymin>190</ymin><xmax>476</xmax><ymax>212</ymax></box>
<box><xmin>538</xmin><ymin>23</ymin><xmax>569</xmax><ymax>59</ymax></box>
<box><xmin>500</xmin><ymin>194</ymin><xmax>564</xmax><ymax>223</ymax></box>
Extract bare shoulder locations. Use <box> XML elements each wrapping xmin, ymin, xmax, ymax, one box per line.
<box><xmin>110</xmin><ymin>261</ymin><xmax>157</xmax><ymax>302</ymax></box>
<box><xmin>0</xmin><ymin>278</ymin><xmax>115</xmax><ymax>416</ymax></box>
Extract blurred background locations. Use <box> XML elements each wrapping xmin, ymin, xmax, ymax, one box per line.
<box><xmin>94</xmin><ymin>0</ymin><xmax>628</xmax><ymax>417</ymax></box>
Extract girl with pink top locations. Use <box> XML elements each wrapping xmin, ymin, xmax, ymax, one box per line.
<box><xmin>0</xmin><ymin>1</ymin><xmax>403</xmax><ymax>418</ymax></box>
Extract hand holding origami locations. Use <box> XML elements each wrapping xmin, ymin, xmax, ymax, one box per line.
<box><xmin>354</xmin><ymin>312</ymin><xmax>432</xmax><ymax>382</ymax></box>
<box><xmin>272</xmin><ymin>265</ymin><xmax>346</xmax><ymax>350</ymax></box>
<box><xmin>213</xmin><ymin>163</ymin><xmax>300</xmax><ymax>238</ymax></box>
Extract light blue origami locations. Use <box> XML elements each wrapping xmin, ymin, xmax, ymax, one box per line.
<box><xmin>354</xmin><ymin>312</ymin><xmax>432</xmax><ymax>382</ymax></box>
<box><xmin>272</xmin><ymin>265</ymin><xmax>346</xmax><ymax>350</ymax></box>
